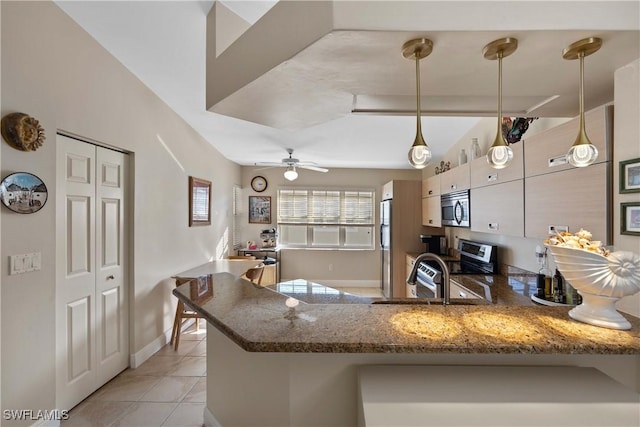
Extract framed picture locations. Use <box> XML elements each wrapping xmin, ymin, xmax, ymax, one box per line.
<box><xmin>619</xmin><ymin>158</ymin><xmax>640</xmax><ymax>193</ymax></box>
<box><xmin>0</xmin><ymin>172</ymin><xmax>48</xmax><ymax>214</ymax></box>
<box><xmin>621</xmin><ymin>202</ymin><xmax>640</xmax><ymax>236</ymax></box>
<box><xmin>189</xmin><ymin>274</ymin><xmax>213</xmax><ymax>303</ymax></box>
<box><xmin>249</xmin><ymin>196</ymin><xmax>271</xmax><ymax>224</ymax></box>
<box><xmin>189</xmin><ymin>176</ymin><xmax>211</xmax><ymax>226</ymax></box>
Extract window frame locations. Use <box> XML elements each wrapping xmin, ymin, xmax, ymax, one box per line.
<box><xmin>277</xmin><ymin>187</ymin><xmax>375</xmax><ymax>250</ymax></box>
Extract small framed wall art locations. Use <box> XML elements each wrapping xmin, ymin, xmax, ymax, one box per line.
<box><xmin>621</xmin><ymin>202</ymin><xmax>640</xmax><ymax>236</ymax></box>
<box><xmin>619</xmin><ymin>157</ymin><xmax>640</xmax><ymax>194</ymax></box>
<box><xmin>0</xmin><ymin>172</ymin><xmax>48</xmax><ymax>214</ymax></box>
<box><xmin>249</xmin><ymin>196</ymin><xmax>271</xmax><ymax>224</ymax></box>
<box><xmin>189</xmin><ymin>274</ymin><xmax>214</xmax><ymax>303</ymax></box>
<box><xmin>189</xmin><ymin>176</ymin><xmax>211</xmax><ymax>226</ymax></box>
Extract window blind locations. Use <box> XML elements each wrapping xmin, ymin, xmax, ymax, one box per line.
<box><xmin>232</xmin><ymin>184</ymin><xmax>241</xmax><ymax>249</ymax></box>
<box><xmin>278</xmin><ymin>189</ymin><xmax>374</xmax><ymax>225</ymax></box>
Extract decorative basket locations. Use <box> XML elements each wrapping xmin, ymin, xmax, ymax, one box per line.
<box><xmin>547</xmin><ymin>245</ymin><xmax>640</xmax><ymax>330</ymax></box>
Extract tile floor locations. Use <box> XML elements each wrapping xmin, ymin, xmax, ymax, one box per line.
<box><xmin>62</xmin><ymin>286</ymin><xmax>381</xmax><ymax>427</ymax></box>
<box><xmin>62</xmin><ymin>324</ymin><xmax>207</xmax><ymax>427</ymax></box>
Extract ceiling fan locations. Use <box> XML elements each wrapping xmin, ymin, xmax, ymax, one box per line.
<box><xmin>255</xmin><ymin>148</ymin><xmax>328</xmax><ymax>181</ymax></box>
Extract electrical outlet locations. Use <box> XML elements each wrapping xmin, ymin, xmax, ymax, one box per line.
<box><xmin>548</xmin><ymin>225</ymin><xmax>569</xmax><ymax>234</ymax></box>
<box><xmin>328</xmin><ymin>263</ymin><xmax>334</xmax><ymax>272</ymax></box>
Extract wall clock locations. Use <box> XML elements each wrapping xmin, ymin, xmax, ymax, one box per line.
<box><xmin>251</xmin><ymin>176</ymin><xmax>268</xmax><ymax>192</ymax></box>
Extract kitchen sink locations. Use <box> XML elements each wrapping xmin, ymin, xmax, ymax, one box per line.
<box><xmin>371</xmin><ymin>298</ymin><xmax>490</xmax><ymax>306</ymax></box>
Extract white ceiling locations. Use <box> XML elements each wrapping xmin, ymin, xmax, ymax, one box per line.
<box><xmin>55</xmin><ymin>1</ymin><xmax>640</xmax><ymax>171</ymax></box>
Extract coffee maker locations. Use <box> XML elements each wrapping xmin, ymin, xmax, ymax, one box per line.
<box><xmin>420</xmin><ymin>234</ymin><xmax>447</xmax><ymax>255</ymax></box>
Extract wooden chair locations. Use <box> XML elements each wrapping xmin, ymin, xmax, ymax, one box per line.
<box><xmin>170</xmin><ymin>276</ymin><xmax>206</xmax><ymax>351</ymax></box>
<box><xmin>243</xmin><ymin>264</ymin><xmax>265</xmax><ymax>286</ymax></box>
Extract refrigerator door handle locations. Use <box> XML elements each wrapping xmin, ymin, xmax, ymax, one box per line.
<box><xmin>380</xmin><ymin>226</ymin><xmax>383</xmax><ymax>248</ymax></box>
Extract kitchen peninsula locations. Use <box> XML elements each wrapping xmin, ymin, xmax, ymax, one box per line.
<box><xmin>173</xmin><ymin>262</ymin><xmax>640</xmax><ymax>427</ymax></box>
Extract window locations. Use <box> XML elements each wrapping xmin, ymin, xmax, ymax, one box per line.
<box><xmin>277</xmin><ymin>188</ymin><xmax>374</xmax><ymax>249</ymax></box>
<box><xmin>232</xmin><ymin>184</ymin><xmax>241</xmax><ymax>249</ymax></box>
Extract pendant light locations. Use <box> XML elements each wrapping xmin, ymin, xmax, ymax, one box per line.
<box><xmin>563</xmin><ymin>37</ymin><xmax>602</xmax><ymax>167</ymax></box>
<box><xmin>284</xmin><ymin>165</ymin><xmax>298</xmax><ymax>181</ymax></box>
<box><xmin>483</xmin><ymin>37</ymin><xmax>518</xmax><ymax>169</ymax></box>
<box><xmin>403</xmin><ymin>38</ymin><xmax>433</xmax><ymax>169</ymax></box>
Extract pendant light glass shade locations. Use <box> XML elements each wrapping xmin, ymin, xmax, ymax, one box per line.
<box><xmin>284</xmin><ymin>165</ymin><xmax>298</xmax><ymax>181</ymax></box>
<box><xmin>564</xmin><ymin>37</ymin><xmax>601</xmax><ymax>167</ymax></box>
<box><xmin>483</xmin><ymin>38</ymin><xmax>517</xmax><ymax>170</ymax></box>
<box><xmin>403</xmin><ymin>38</ymin><xmax>433</xmax><ymax>169</ymax></box>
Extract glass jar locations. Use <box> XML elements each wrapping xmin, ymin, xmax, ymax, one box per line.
<box><xmin>470</xmin><ymin>138</ymin><xmax>481</xmax><ymax>160</ymax></box>
<box><xmin>458</xmin><ymin>148</ymin><xmax>467</xmax><ymax>166</ymax></box>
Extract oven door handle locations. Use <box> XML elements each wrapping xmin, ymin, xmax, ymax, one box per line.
<box><xmin>453</xmin><ymin>200</ymin><xmax>463</xmax><ymax>225</ymax></box>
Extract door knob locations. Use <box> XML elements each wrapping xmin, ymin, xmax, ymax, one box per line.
<box><xmin>106</xmin><ymin>275</ymin><xmax>115</xmax><ymax>280</ymax></box>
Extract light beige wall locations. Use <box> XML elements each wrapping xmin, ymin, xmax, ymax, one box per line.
<box><xmin>613</xmin><ymin>58</ymin><xmax>640</xmax><ymax>315</ymax></box>
<box><xmin>241</xmin><ymin>166</ymin><xmax>424</xmax><ymax>283</ymax></box>
<box><xmin>1</xmin><ymin>1</ymin><xmax>240</xmax><ymax>418</ymax></box>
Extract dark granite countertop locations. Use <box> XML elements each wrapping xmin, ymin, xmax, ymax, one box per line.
<box><xmin>173</xmin><ymin>262</ymin><xmax>640</xmax><ymax>355</ymax></box>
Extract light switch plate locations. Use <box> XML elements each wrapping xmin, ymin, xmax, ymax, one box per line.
<box><xmin>10</xmin><ymin>254</ymin><xmax>25</xmax><ymax>275</ymax></box>
<box><xmin>32</xmin><ymin>252</ymin><xmax>42</xmax><ymax>271</ymax></box>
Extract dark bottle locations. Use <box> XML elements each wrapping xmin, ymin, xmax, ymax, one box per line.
<box><xmin>536</xmin><ymin>270</ymin><xmax>546</xmax><ymax>298</ymax></box>
<box><xmin>552</xmin><ymin>269</ymin><xmax>565</xmax><ymax>304</ymax></box>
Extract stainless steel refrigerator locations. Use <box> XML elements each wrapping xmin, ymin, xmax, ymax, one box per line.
<box><xmin>379</xmin><ymin>180</ymin><xmax>429</xmax><ymax>299</ymax></box>
<box><xmin>380</xmin><ymin>199</ymin><xmax>392</xmax><ymax>298</ymax></box>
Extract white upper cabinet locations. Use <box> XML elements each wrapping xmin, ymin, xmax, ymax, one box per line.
<box><xmin>470</xmin><ymin>142</ymin><xmax>524</xmax><ymax>189</ymax></box>
<box><xmin>422</xmin><ymin>175</ymin><xmax>441</xmax><ymax>198</ymax></box>
<box><xmin>524</xmin><ymin>105</ymin><xmax>613</xmax><ymax>178</ymax></box>
<box><xmin>439</xmin><ymin>163</ymin><xmax>470</xmax><ymax>194</ymax></box>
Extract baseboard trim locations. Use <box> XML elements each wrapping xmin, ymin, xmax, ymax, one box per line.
<box><xmin>129</xmin><ymin>319</ymin><xmax>195</xmax><ymax>368</ymax></box>
<box><xmin>29</xmin><ymin>414</ymin><xmax>62</xmax><ymax>427</ymax></box>
<box><xmin>203</xmin><ymin>406</ymin><xmax>222</xmax><ymax>427</ymax></box>
<box><xmin>317</xmin><ymin>279</ymin><xmax>379</xmax><ymax>288</ymax></box>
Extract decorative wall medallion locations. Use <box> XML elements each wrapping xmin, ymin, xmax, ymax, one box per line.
<box><xmin>1</xmin><ymin>112</ymin><xmax>46</xmax><ymax>152</ymax></box>
<box><xmin>0</xmin><ymin>172</ymin><xmax>48</xmax><ymax>214</ymax></box>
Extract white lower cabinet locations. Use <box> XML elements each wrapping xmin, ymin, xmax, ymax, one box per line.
<box><xmin>471</xmin><ymin>180</ymin><xmax>524</xmax><ymax>237</ymax></box>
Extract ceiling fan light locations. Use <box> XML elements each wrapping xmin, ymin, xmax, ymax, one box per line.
<box><xmin>284</xmin><ymin>166</ymin><xmax>298</xmax><ymax>181</ymax></box>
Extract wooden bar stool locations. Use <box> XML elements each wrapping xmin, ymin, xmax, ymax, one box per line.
<box><xmin>243</xmin><ymin>265</ymin><xmax>265</xmax><ymax>286</ymax></box>
<box><xmin>170</xmin><ymin>276</ymin><xmax>206</xmax><ymax>351</ymax></box>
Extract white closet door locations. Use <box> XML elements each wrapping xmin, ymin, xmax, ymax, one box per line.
<box><xmin>56</xmin><ymin>134</ymin><xmax>129</xmax><ymax>410</ymax></box>
<box><xmin>95</xmin><ymin>146</ymin><xmax>128</xmax><ymax>386</ymax></box>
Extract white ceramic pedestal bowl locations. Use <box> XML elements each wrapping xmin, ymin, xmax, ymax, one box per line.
<box><xmin>547</xmin><ymin>245</ymin><xmax>640</xmax><ymax>330</ymax></box>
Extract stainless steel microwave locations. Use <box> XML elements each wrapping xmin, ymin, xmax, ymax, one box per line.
<box><xmin>441</xmin><ymin>190</ymin><xmax>470</xmax><ymax>227</ymax></box>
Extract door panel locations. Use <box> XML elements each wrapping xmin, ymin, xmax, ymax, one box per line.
<box><xmin>68</xmin><ymin>196</ymin><xmax>91</xmax><ymax>275</ymax></box>
<box><xmin>101</xmin><ymin>287</ymin><xmax>121</xmax><ymax>359</ymax></box>
<box><xmin>101</xmin><ymin>199</ymin><xmax>120</xmax><ymax>267</ymax></box>
<box><xmin>67</xmin><ymin>297</ymin><xmax>91</xmax><ymax>380</ymax></box>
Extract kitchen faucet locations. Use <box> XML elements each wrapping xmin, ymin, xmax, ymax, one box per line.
<box><xmin>406</xmin><ymin>253</ymin><xmax>451</xmax><ymax>305</ymax></box>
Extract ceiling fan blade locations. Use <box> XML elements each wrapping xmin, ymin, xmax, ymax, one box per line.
<box><xmin>298</xmin><ymin>165</ymin><xmax>329</xmax><ymax>173</ymax></box>
<box><xmin>255</xmin><ymin>162</ymin><xmax>286</xmax><ymax>167</ymax></box>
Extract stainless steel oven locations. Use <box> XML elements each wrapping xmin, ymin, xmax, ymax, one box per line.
<box><xmin>440</xmin><ymin>190</ymin><xmax>470</xmax><ymax>227</ymax></box>
<box><xmin>415</xmin><ymin>239</ymin><xmax>498</xmax><ymax>299</ymax></box>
